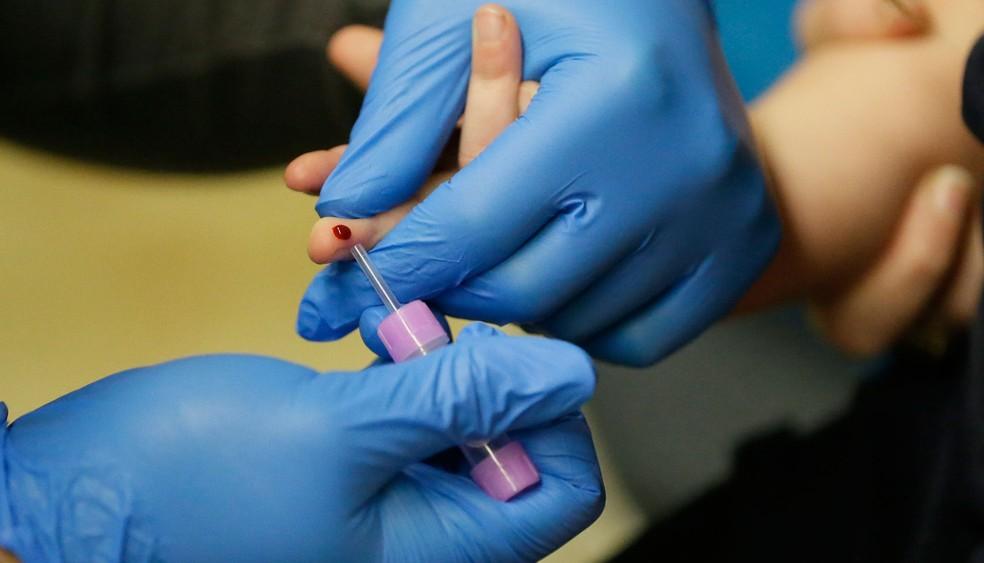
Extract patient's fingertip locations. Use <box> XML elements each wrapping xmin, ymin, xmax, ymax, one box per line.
<box><xmin>328</xmin><ymin>25</ymin><xmax>364</xmax><ymax>66</ymax></box>
<box><xmin>283</xmin><ymin>157</ymin><xmax>309</xmax><ymax>189</ymax></box>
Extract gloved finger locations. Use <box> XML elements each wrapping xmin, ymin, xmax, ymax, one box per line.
<box><xmin>809</xmin><ymin>165</ymin><xmax>973</xmax><ymax>357</ymax></box>
<box><xmin>431</xmin><ymin>210</ymin><xmax>656</xmax><ymax>325</ymax></box>
<box><xmin>327</xmin><ymin>25</ymin><xmax>384</xmax><ymax>91</ymax></box>
<box><xmin>358</xmin><ymin>304</ymin><xmax>453</xmax><ymax>360</ymax></box>
<box><xmin>528</xmin><ymin>229</ymin><xmax>696</xmax><ymax>343</ymax></box>
<box><xmin>583</xmin><ymin>237</ymin><xmax>774</xmax><ymax>367</ymax></box>
<box><xmin>284</xmin><ymin>146</ymin><xmax>347</xmax><ymax>195</ymax></box>
<box><xmin>297</xmin><ymin>57</ymin><xmax>601</xmax><ymax>340</ymax></box>
<box><xmin>391</xmin><ymin>413</ymin><xmax>603</xmax><ymax>561</ymax></box>
<box><xmin>325</xmin><ymin>21</ymin><xmax>537</xmax><ymax>130</ymax></box>
<box><xmin>359</xmin><ymin>306</ymin><xmax>394</xmax><ymax>359</ymax></box>
<box><xmin>311</xmin><ymin>324</ymin><xmax>596</xmax><ymax>500</ymax></box>
<box><xmin>459</xmin><ymin>5</ymin><xmax>522</xmax><ymax>167</ymax></box>
<box><xmin>794</xmin><ymin>0</ymin><xmax>927</xmax><ymax>51</ymax></box>
<box><xmin>314</xmin><ymin>4</ymin><xmax>475</xmax><ymax>219</ymax></box>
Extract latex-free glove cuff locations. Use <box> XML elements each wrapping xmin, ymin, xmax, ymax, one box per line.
<box><xmin>0</xmin><ymin>403</ymin><xmax>41</xmax><ymax>563</ymax></box>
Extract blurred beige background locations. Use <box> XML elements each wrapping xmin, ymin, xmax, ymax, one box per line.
<box><xmin>0</xmin><ymin>138</ymin><xmax>642</xmax><ymax>561</ymax></box>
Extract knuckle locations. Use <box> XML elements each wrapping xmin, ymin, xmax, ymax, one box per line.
<box><xmin>560</xmin><ymin>343</ymin><xmax>597</xmax><ymax>398</ymax></box>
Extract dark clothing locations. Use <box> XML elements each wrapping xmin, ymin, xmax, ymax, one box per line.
<box><xmin>963</xmin><ymin>35</ymin><xmax>984</xmax><ymax>144</ymax></box>
<box><xmin>618</xmin><ymin>33</ymin><xmax>984</xmax><ymax>563</ymax></box>
<box><xmin>0</xmin><ymin>1</ymin><xmax>387</xmax><ymax>170</ymax></box>
<box><xmin>616</xmin><ymin>340</ymin><xmax>983</xmax><ymax>562</ymax></box>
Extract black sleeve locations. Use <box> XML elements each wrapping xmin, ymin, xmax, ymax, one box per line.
<box><xmin>0</xmin><ymin>0</ymin><xmax>388</xmax><ymax>171</ymax></box>
<box><xmin>962</xmin><ymin>32</ymin><xmax>984</xmax><ymax>144</ymax></box>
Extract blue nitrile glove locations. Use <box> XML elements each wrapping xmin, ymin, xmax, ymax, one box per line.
<box><xmin>0</xmin><ymin>325</ymin><xmax>602</xmax><ymax>562</ymax></box>
<box><xmin>297</xmin><ymin>0</ymin><xmax>781</xmax><ymax>367</ymax></box>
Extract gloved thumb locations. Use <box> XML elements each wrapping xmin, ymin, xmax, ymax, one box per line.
<box><xmin>315</xmin><ymin>3</ymin><xmax>475</xmax><ymax>219</ymax></box>
<box><xmin>312</xmin><ymin>324</ymin><xmax>596</xmax><ymax>500</ymax></box>
<box><xmin>0</xmin><ymin>404</ymin><xmax>43</xmax><ymax>563</ymax></box>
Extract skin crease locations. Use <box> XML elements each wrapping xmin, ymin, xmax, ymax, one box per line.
<box><xmin>288</xmin><ymin>0</ymin><xmax>983</xmax><ymax>356</ymax></box>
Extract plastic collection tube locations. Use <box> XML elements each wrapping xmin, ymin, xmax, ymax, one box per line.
<box><xmin>352</xmin><ymin>244</ymin><xmax>540</xmax><ymax>501</ymax></box>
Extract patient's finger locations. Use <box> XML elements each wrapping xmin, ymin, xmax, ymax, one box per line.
<box><xmin>939</xmin><ymin>193</ymin><xmax>983</xmax><ymax>326</ymax></box>
<box><xmin>810</xmin><ymin>165</ymin><xmax>973</xmax><ymax>356</ymax></box>
<box><xmin>284</xmin><ymin>145</ymin><xmax>347</xmax><ymax>195</ymax></box>
<box><xmin>459</xmin><ymin>4</ymin><xmax>523</xmax><ymax>167</ymax></box>
<box><xmin>795</xmin><ymin>0</ymin><xmax>928</xmax><ymax>51</ymax></box>
<box><xmin>308</xmin><ymin>173</ymin><xmax>452</xmax><ymax>263</ymax></box>
<box><xmin>328</xmin><ymin>25</ymin><xmax>384</xmax><ymax>90</ymax></box>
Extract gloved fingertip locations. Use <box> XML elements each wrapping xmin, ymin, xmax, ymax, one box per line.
<box><xmin>457</xmin><ymin>323</ymin><xmax>503</xmax><ymax>340</ymax></box>
<box><xmin>359</xmin><ymin>306</ymin><xmax>393</xmax><ymax>360</ymax></box>
<box><xmin>296</xmin><ymin>299</ymin><xmax>328</xmax><ymax>341</ymax></box>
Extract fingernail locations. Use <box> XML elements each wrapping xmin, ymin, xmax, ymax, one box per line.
<box><xmin>475</xmin><ymin>7</ymin><xmax>506</xmax><ymax>42</ymax></box>
<box><xmin>934</xmin><ymin>165</ymin><xmax>974</xmax><ymax>215</ymax></box>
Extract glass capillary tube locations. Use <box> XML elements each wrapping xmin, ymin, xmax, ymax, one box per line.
<box><xmin>351</xmin><ymin>244</ymin><xmax>401</xmax><ymax>314</ymax></box>
<box><xmin>351</xmin><ymin>243</ymin><xmax>540</xmax><ymax>501</ymax></box>
<box><xmin>352</xmin><ymin>243</ymin><xmax>430</xmax><ymax>353</ymax></box>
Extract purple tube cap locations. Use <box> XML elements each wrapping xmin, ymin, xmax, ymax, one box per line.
<box><xmin>377</xmin><ymin>300</ymin><xmax>450</xmax><ymax>363</ymax></box>
<box><xmin>469</xmin><ymin>441</ymin><xmax>540</xmax><ymax>501</ymax></box>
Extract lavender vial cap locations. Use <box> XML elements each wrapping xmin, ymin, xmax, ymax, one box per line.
<box><xmin>377</xmin><ymin>300</ymin><xmax>450</xmax><ymax>363</ymax></box>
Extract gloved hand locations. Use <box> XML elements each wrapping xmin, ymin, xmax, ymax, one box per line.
<box><xmin>0</xmin><ymin>325</ymin><xmax>602</xmax><ymax>562</ymax></box>
<box><xmin>298</xmin><ymin>0</ymin><xmax>781</xmax><ymax>366</ymax></box>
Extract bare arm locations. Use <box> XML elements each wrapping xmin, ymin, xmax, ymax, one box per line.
<box><xmin>740</xmin><ymin>27</ymin><xmax>984</xmax><ymax>311</ymax></box>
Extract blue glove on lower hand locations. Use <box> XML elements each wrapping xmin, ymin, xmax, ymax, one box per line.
<box><xmin>297</xmin><ymin>0</ymin><xmax>781</xmax><ymax>366</ymax></box>
<box><xmin>0</xmin><ymin>325</ymin><xmax>602</xmax><ymax>562</ymax></box>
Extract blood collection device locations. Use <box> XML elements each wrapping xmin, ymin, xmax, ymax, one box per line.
<box><xmin>351</xmin><ymin>243</ymin><xmax>540</xmax><ymax>501</ymax></box>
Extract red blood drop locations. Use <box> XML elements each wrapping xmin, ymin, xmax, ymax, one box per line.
<box><xmin>332</xmin><ymin>224</ymin><xmax>352</xmax><ymax>240</ymax></box>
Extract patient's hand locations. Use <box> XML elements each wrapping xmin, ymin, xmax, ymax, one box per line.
<box><xmin>284</xmin><ymin>8</ymin><xmax>537</xmax><ymax>265</ymax></box>
<box><xmin>740</xmin><ymin>0</ymin><xmax>984</xmax><ymax>355</ymax></box>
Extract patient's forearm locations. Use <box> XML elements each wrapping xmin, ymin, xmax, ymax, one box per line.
<box><xmin>737</xmin><ymin>36</ymin><xmax>983</xmax><ymax>312</ymax></box>
<box><xmin>0</xmin><ymin>549</ymin><xmax>19</xmax><ymax>563</ymax></box>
